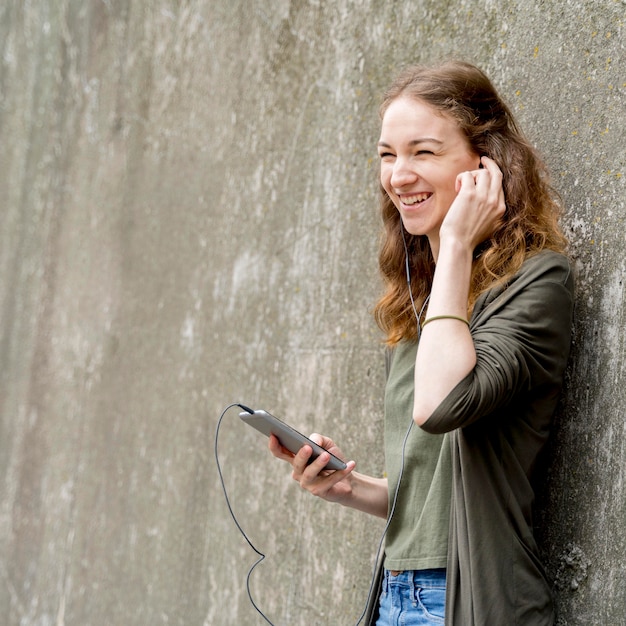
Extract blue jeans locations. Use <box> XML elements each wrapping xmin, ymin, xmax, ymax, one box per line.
<box><xmin>375</xmin><ymin>569</ymin><xmax>446</xmax><ymax>626</ymax></box>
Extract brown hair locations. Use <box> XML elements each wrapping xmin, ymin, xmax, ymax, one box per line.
<box><xmin>372</xmin><ymin>60</ymin><xmax>568</xmax><ymax>345</ymax></box>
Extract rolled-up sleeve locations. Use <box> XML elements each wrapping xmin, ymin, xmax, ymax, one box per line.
<box><xmin>421</xmin><ymin>252</ymin><xmax>574</xmax><ymax>435</ymax></box>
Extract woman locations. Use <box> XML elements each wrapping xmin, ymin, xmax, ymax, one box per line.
<box><xmin>269</xmin><ymin>60</ymin><xmax>574</xmax><ymax>625</ymax></box>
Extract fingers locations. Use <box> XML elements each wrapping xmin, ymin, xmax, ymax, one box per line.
<box><xmin>270</xmin><ymin>432</ymin><xmax>355</xmax><ymax>500</ymax></box>
<box><xmin>461</xmin><ymin>157</ymin><xmax>500</xmax><ymax>190</ymax></box>
<box><xmin>455</xmin><ymin>169</ymin><xmax>475</xmax><ymax>193</ymax></box>
<box><xmin>291</xmin><ymin>442</ymin><xmax>331</xmax><ymax>479</ymax></box>
<box><xmin>458</xmin><ymin>157</ymin><xmax>505</xmax><ymax>210</ymax></box>
<box><xmin>289</xmin><ymin>439</ymin><xmax>355</xmax><ymax>499</ymax></box>
<box><xmin>268</xmin><ymin>434</ymin><xmax>296</xmax><ymax>462</ymax></box>
<box><xmin>295</xmin><ymin>453</ymin><xmax>356</xmax><ymax>499</ymax></box>
<box><xmin>482</xmin><ymin>163</ymin><xmax>506</xmax><ymax>224</ymax></box>
<box><xmin>447</xmin><ymin>157</ymin><xmax>506</xmax><ymax>249</ymax></box>
<box><xmin>269</xmin><ymin>433</ymin><xmax>333</xmax><ymax>474</ymax></box>
<box><xmin>308</xmin><ymin>433</ymin><xmax>325</xmax><ymax>447</ymax></box>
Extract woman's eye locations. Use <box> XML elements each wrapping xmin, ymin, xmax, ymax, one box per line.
<box><xmin>379</xmin><ymin>152</ymin><xmax>394</xmax><ymax>159</ymax></box>
<box><xmin>417</xmin><ymin>150</ymin><xmax>434</xmax><ymax>156</ymax></box>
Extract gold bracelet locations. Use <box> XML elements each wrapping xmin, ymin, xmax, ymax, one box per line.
<box><xmin>421</xmin><ymin>315</ymin><xmax>470</xmax><ymax>329</ymax></box>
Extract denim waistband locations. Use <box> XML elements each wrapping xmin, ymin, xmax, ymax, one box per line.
<box><xmin>383</xmin><ymin>568</ymin><xmax>446</xmax><ymax>592</ymax></box>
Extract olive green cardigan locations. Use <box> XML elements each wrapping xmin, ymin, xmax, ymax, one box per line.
<box><xmin>422</xmin><ymin>250</ymin><xmax>574</xmax><ymax>625</ymax></box>
<box><xmin>365</xmin><ymin>250</ymin><xmax>574</xmax><ymax>626</ymax></box>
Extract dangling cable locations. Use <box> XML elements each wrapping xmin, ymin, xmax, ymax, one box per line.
<box><xmin>355</xmin><ymin>227</ymin><xmax>430</xmax><ymax>624</ymax></box>
<box><xmin>401</xmin><ymin>225</ymin><xmax>426</xmax><ymax>325</ymax></box>
<box><xmin>215</xmin><ymin>403</ymin><xmax>276</xmax><ymax>625</ymax></box>
<box><xmin>217</xmin><ymin>229</ymin><xmax>427</xmax><ymax>624</ymax></box>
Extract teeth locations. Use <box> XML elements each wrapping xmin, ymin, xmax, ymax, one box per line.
<box><xmin>403</xmin><ymin>193</ymin><xmax>431</xmax><ymax>205</ymax></box>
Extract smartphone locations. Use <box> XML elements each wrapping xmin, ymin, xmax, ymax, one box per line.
<box><xmin>238</xmin><ymin>409</ymin><xmax>347</xmax><ymax>471</ymax></box>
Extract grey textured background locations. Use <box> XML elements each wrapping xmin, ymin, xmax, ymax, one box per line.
<box><xmin>0</xmin><ymin>1</ymin><xmax>624</xmax><ymax>624</ymax></box>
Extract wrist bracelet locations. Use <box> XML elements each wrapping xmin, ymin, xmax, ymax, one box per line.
<box><xmin>421</xmin><ymin>315</ymin><xmax>470</xmax><ymax>329</ymax></box>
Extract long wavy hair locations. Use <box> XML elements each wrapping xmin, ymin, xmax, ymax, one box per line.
<box><xmin>372</xmin><ymin>60</ymin><xmax>568</xmax><ymax>345</ymax></box>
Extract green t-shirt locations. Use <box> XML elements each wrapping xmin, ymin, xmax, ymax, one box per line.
<box><xmin>383</xmin><ymin>340</ymin><xmax>451</xmax><ymax>571</ymax></box>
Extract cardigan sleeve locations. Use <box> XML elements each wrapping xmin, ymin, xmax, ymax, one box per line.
<box><xmin>421</xmin><ymin>251</ymin><xmax>574</xmax><ymax>435</ymax></box>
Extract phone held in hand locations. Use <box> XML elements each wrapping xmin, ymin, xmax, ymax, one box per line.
<box><xmin>239</xmin><ymin>409</ymin><xmax>347</xmax><ymax>471</ymax></box>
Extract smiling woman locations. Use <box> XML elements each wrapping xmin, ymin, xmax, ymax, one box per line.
<box><xmin>377</xmin><ymin>97</ymin><xmax>482</xmax><ymax>253</ymax></box>
<box><xmin>268</xmin><ymin>59</ymin><xmax>574</xmax><ymax>626</ymax></box>
<box><xmin>374</xmin><ymin>61</ymin><xmax>567</xmax><ymax>346</ymax></box>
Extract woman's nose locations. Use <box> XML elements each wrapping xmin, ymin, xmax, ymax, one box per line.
<box><xmin>390</xmin><ymin>158</ymin><xmax>417</xmax><ymax>188</ymax></box>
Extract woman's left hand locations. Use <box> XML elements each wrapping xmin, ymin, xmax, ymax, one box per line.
<box><xmin>441</xmin><ymin>156</ymin><xmax>506</xmax><ymax>251</ymax></box>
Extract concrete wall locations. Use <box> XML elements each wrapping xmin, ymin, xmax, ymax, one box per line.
<box><xmin>0</xmin><ymin>1</ymin><xmax>623</xmax><ymax>624</ymax></box>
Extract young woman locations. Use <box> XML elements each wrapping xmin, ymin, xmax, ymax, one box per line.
<box><xmin>269</xmin><ymin>60</ymin><xmax>574</xmax><ymax>626</ymax></box>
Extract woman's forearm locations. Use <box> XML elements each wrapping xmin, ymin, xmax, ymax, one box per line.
<box><xmin>341</xmin><ymin>472</ymin><xmax>389</xmax><ymax>519</ymax></box>
<box><xmin>413</xmin><ymin>237</ymin><xmax>476</xmax><ymax>425</ymax></box>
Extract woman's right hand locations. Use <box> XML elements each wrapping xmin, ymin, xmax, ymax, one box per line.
<box><xmin>268</xmin><ymin>433</ymin><xmax>357</xmax><ymax>504</ymax></box>
<box><xmin>441</xmin><ymin>155</ymin><xmax>506</xmax><ymax>252</ymax></box>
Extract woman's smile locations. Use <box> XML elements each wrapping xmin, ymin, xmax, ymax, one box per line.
<box><xmin>398</xmin><ymin>192</ymin><xmax>433</xmax><ymax>208</ymax></box>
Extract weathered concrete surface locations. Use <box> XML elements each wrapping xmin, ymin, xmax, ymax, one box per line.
<box><xmin>0</xmin><ymin>1</ymin><xmax>624</xmax><ymax>624</ymax></box>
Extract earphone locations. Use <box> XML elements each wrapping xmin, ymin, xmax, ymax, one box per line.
<box><xmin>354</xmin><ymin>226</ymin><xmax>428</xmax><ymax>622</ymax></box>
<box><xmin>402</xmin><ymin>224</ymin><xmax>424</xmax><ymax>325</ymax></box>
<box><xmin>215</xmin><ymin>225</ymin><xmax>424</xmax><ymax>624</ymax></box>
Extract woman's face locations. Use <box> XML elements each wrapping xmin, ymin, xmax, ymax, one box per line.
<box><xmin>378</xmin><ymin>96</ymin><xmax>480</xmax><ymax>246</ymax></box>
